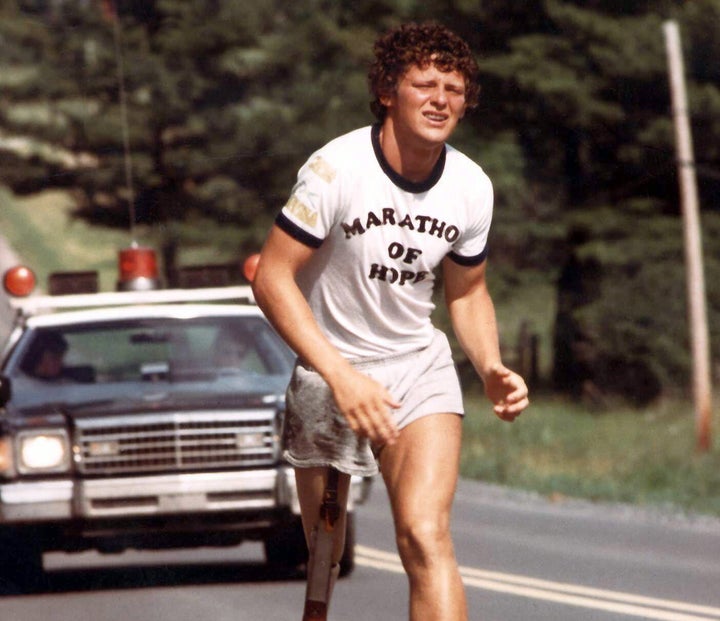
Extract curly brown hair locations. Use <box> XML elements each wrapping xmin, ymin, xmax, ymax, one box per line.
<box><xmin>368</xmin><ymin>22</ymin><xmax>480</xmax><ymax>121</ymax></box>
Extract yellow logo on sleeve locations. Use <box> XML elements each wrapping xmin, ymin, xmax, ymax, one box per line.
<box><xmin>285</xmin><ymin>195</ymin><xmax>318</xmax><ymax>228</ymax></box>
<box><xmin>309</xmin><ymin>156</ymin><xmax>337</xmax><ymax>184</ymax></box>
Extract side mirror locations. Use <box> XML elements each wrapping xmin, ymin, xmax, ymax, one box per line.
<box><xmin>0</xmin><ymin>375</ymin><xmax>11</xmax><ymax>407</ymax></box>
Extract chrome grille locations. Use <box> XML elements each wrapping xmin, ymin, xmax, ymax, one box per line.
<box><xmin>74</xmin><ymin>410</ymin><xmax>279</xmax><ymax>475</ymax></box>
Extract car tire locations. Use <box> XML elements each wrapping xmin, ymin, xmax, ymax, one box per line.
<box><xmin>264</xmin><ymin>512</ymin><xmax>356</xmax><ymax>577</ymax></box>
<box><xmin>0</xmin><ymin>528</ymin><xmax>46</xmax><ymax>593</ymax></box>
<box><xmin>338</xmin><ymin>511</ymin><xmax>355</xmax><ymax>577</ymax></box>
<box><xmin>264</xmin><ymin>517</ymin><xmax>307</xmax><ymax>573</ymax></box>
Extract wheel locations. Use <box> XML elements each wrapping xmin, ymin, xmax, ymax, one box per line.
<box><xmin>263</xmin><ymin>512</ymin><xmax>356</xmax><ymax>577</ymax></box>
<box><xmin>0</xmin><ymin>528</ymin><xmax>46</xmax><ymax>593</ymax></box>
<box><xmin>264</xmin><ymin>517</ymin><xmax>307</xmax><ymax>572</ymax></box>
<box><xmin>338</xmin><ymin>512</ymin><xmax>355</xmax><ymax>577</ymax></box>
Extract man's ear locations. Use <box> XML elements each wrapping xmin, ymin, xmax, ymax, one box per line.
<box><xmin>378</xmin><ymin>82</ymin><xmax>397</xmax><ymax>109</ymax></box>
<box><xmin>379</xmin><ymin>91</ymin><xmax>393</xmax><ymax>108</ymax></box>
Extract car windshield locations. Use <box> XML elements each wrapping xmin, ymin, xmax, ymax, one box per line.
<box><xmin>6</xmin><ymin>315</ymin><xmax>295</xmax><ymax>409</ymax></box>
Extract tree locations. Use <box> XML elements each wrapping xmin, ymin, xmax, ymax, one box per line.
<box><xmin>2</xmin><ymin>0</ymin><xmax>382</xmax><ymax>276</ymax></box>
<box><xmin>437</xmin><ymin>0</ymin><xmax>720</xmax><ymax>404</ymax></box>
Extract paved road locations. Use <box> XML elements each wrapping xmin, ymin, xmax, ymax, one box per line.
<box><xmin>355</xmin><ymin>480</ymin><xmax>720</xmax><ymax>621</ymax></box>
<box><xmin>0</xmin><ymin>478</ymin><xmax>718</xmax><ymax>621</ymax></box>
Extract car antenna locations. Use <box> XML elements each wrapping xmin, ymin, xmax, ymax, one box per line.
<box><xmin>104</xmin><ymin>1</ymin><xmax>137</xmax><ymax>245</ymax></box>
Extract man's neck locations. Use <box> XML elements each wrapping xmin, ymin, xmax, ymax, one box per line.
<box><xmin>379</xmin><ymin>119</ymin><xmax>445</xmax><ymax>184</ymax></box>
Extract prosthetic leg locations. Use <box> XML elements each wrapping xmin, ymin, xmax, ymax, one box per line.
<box><xmin>302</xmin><ymin>468</ymin><xmax>342</xmax><ymax>621</ymax></box>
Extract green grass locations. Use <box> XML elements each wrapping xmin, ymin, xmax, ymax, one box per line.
<box><xmin>2</xmin><ymin>186</ymin><xmax>720</xmax><ymax>518</ymax></box>
<box><xmin>462</xmin><ymin>390</ymin><xmax>720</xmax><ymax>517</ymax></box>
<box><xmin>0</xmin><ymin>187</ymin><xmax>241</xmax><ymax>291</ymax></box>
<box><xmin>0</xmin><ymin>187</ymin><xmax>138</xmax><ymax>291</ymax></box>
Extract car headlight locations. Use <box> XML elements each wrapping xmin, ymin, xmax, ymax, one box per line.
<box><xmin>16</xmin><ymin>430</ymin><xmax>71</xmax><ymax>474</ymax></box>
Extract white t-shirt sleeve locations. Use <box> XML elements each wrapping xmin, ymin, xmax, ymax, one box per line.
<box><xmin>275</xmin><ymin>152</ymin><xmax>343</xmax><ymax>248</ymax></box>
<box><xmin>447</xmin><ymin>172</ymin><xmax>493</xmax><ymax>265</ymax></box>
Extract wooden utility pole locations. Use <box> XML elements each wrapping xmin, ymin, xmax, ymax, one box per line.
<box><xmin>663</xmin><ymin>20</ymin><xmax>712</xmax><ymax>451</ymax></box>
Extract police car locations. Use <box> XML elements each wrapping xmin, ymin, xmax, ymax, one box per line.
<box><xmin>0</xmin><ymin>248</ymin><xmax>362</xmax><ymax>591</ymax></box>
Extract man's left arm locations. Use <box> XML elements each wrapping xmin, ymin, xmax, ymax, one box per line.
<box><xmin>443</xmin><ymin>257</ymin><xmax>529</xmax><ymax>421</ymax></box>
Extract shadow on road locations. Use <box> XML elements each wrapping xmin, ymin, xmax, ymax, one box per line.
<box><xmin>0</xmin><ymin>561</ymin><xmax>305</xmax><ymax>597</ymax></box>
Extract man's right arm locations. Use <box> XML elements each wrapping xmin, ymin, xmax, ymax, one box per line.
<box><xmin>252</xmin><ymin>225</ymin><xmax>399</xmax><ymax>446</ymax></box>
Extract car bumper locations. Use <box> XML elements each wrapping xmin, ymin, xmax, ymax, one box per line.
<box><xmin>0</xmin><ymin>469</ymin><xmax>372</xmax><ymax>523</ymax></box>
<box><xmin>0</xmin><ymin>467</ymin><xmax>298</xmax><ymax>522</ymax></box>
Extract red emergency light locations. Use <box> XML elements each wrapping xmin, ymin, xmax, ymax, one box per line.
<box><xmin>117</xmin><ymin>246</ymin><xmax>160</xmax><ymax>291</ymax></box>
<box><xmin>2</xmin><ymin>265</ymin><xmax>37</xmax><ymax>297</ymax></box>
<box><xmin>243</xmin><ymin>253</ymin><xmax>260</xmax><ymax>283</ymax></box>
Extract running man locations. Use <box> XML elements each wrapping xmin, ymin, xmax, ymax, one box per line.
<box><xmin>252</xmin><ymin>21</ymin><xmax>529</xmax><ymax>621</ymax></box>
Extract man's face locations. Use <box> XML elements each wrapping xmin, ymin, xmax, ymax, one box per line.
<box><xmin>381</xmin><ymin>62</ymin><xmax>467</xmax><ymax>148</ymax></box>
<box><xmin>34</xmin><ymin>349</ymin><xmax>64</xmax><ymax>379</ymax></box>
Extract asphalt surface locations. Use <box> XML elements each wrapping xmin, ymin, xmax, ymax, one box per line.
<box><xmin>0</xmin><ymin>479</ymin><xmax>718</xmax><ymax>620</ymax></box>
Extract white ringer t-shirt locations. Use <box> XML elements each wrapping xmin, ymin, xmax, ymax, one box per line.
<box><xmin>276</xmin><ymin>124</ymin><xmax>494</xmax><ymax>359</ymax></box>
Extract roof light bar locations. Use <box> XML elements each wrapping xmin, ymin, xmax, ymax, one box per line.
<box><xmin>175</xmin><ymin>264</ymin><xmax>238</xmax><ymax>289</ymax></box>
<box><xmin>8</xmin><ymin>285</ymin><xmax>255</xmax><ymax>314</ymax></box>
<box><xmin>48</xmin><ymin>271</ymin><xmax>99</xmax><ymax>296</ymax></box>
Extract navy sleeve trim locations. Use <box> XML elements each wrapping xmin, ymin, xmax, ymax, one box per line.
<box><xmin>447</xmin><ymin>247</ymin><xmax>488</xmax><ymax>266</ymax></box>
<box><xmin>275</xmin><ymin>212</ymin><xmax>324</xmax><ymax>248</ymax></box>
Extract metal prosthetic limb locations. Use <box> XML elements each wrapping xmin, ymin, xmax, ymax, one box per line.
<box><xmin>302</xmin><ymin>468</ymin><xmax>343</xmax><ymax>621</ymax></box>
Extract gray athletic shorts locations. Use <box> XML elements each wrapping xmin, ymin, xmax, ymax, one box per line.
<box><xmin>282</xmin><ymin>329</ymin><xmax>464</xmax><ymax>477</ymax></box>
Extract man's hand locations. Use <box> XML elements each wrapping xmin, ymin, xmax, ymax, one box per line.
<box><xmin>328</xmin><ymin>366</ymin><xmax>401</xmax><ymax>446</ymax></box>
<box><xmin>483</xmin><ymin>363</ymin><xmax>529</xmax><ymax>422</ymax></box>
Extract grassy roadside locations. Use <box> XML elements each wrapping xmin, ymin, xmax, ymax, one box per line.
<box><xmin>2</xmin><ymin>186</ymin><xmax>720</xmax><ymax>518</ymax></box>
<box><xmin>0</xmin><ymin>187</ymin><xmax>136</xmax><ymax>291</ymax></box>
<box><xmin>0</xmin><ymin>187</ymin><xmax>239</xmax><ymax>291</ymax></box>
<box><xmin>461</xmin><ymin>390</ymin><xmax>720</xmax><ymax>517</ymax></box>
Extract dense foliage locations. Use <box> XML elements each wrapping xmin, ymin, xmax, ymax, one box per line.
<box><xmin>1</xmin><ymin>0</ymin><xmax>719</xmax><ymax>404</ymax></box>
